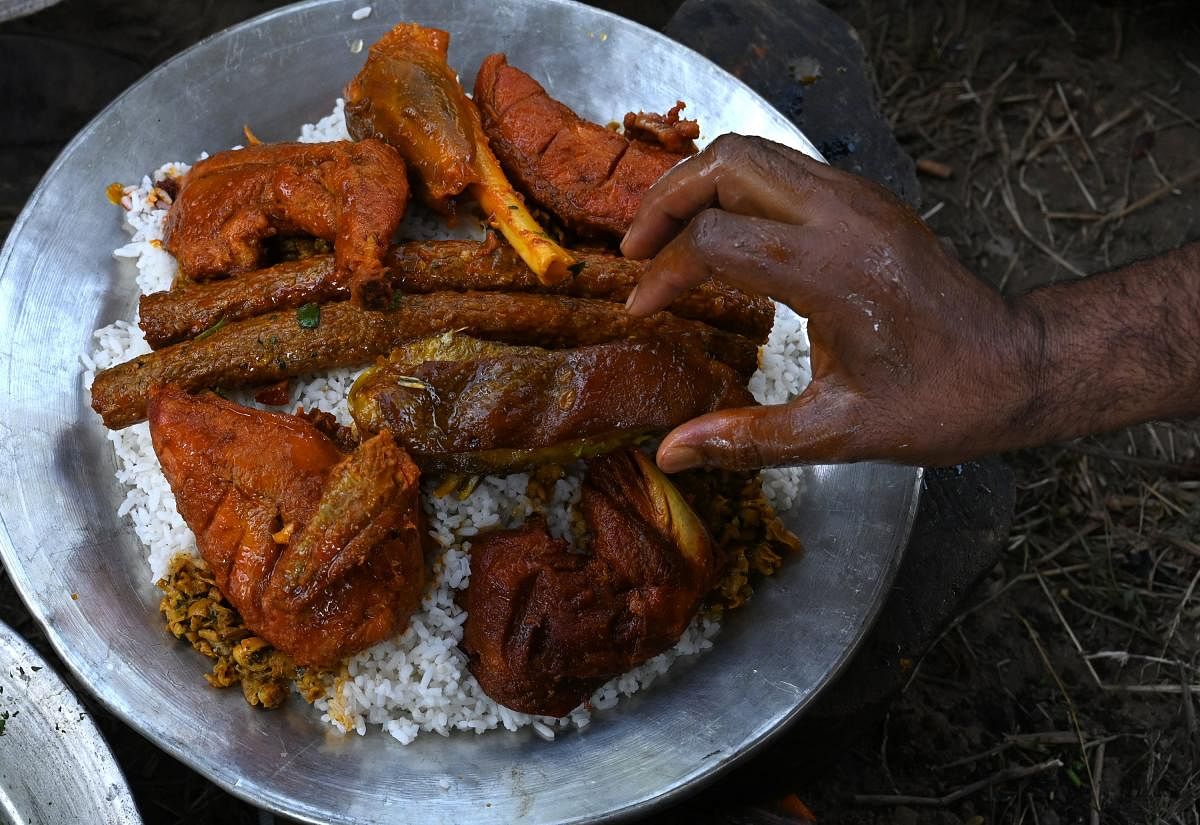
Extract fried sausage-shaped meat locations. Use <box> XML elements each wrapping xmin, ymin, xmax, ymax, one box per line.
<box><xmin>147</xmin><ymin>387</ymin><xmax>425</xmax><ymax>668</ymax></box>
<box><xmin>473</xmin><ymin>54</ymin><xmax>698</xmax><ymax>238</ymax></box>
<box><xmin>91</xmin><ymin>293</ymin><xmax>758</xmax><ymax>430</ymax></box>
<box><xmin>137</xmin><ymin>240</ymin><xmax>775</xmax><ymax>348</ymax></box>
<box><xmin>463</xmin><ymin>450</ymin><xmax>716</xmax><ymax>716</ymax></box>
<box><xmin>349</xmin><ymin>332</ymin><xmax>754</xmax><ymax>474</ymax></box>
<box><xmin>162</xmin><ymin>140</ymin><xmax>409</xmax><ymax>307</ymax></box>
<box><xmin>345</xmin><ymin>23</ymin><xmax>574</xmax><ymax>283</ymax></box>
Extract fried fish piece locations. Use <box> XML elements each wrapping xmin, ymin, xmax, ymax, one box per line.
<box><xmin>162</xmin><ymin>140</ymin><xmax>409</xmax><ymax>307</ymax></box>
<box><xmin>147</xmin><ymin>386</ymin><xmax>425</xmax><ymax>668</ymax></box>
<box><xmin>348</xmin><ymin>332</ymin><xmax>754</xmax><ymax>473</ymax></box>
<box><xmin>463</xmin><ymin>450</ymin><xmax>716</xmax><ymax>716</ymax></box>
<box><xmin>473</xmin><ymin>53</ymin><xmax>698</xmax><ymax>237</ymax></box>
<box><xmin>92</xmin><ymin>293</ymin><xmax>759</xmax><ymax>430</ymax></box>
<box><xmin>137</xmin><ymin>240</ymin><xmax>775</xmax><ymax>348</ymax></box>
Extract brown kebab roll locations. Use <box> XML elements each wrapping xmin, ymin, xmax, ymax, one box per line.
<box><xmin>137</xmin><ymin>240</ymin><xmax>775</xmax><ymax>349</ymax></box>
<box><xmin>93</xmin><ymin>292</ymin><xmax>760</xmax><ymax>429</ymax></box>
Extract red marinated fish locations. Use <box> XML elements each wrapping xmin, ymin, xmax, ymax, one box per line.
<box><xmin>163</xmin><ymin>140</ymin><xmax>409</xmax><ymax>307</ymax></box>
<box><xmin>473</xmin><ymin>53</ymin><xmax>699</xmax><ymax>237</ymax></box>
<box><xmin>147</xmin><ymin>387</ymin><xmax>425</xmax><ymax>668</ymax></box>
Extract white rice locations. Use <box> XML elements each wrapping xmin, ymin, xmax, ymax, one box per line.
<box><xmin>81</xmin><ymin>102</ymin><xmax>810</xmax><ymax>744</ymax></box>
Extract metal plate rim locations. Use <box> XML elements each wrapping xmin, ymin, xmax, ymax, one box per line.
<box><xmin>0</xmin><ymin>2</ymin><xmax>922</xmax><ymax>822</ymax></box>
<box><xmin>0</xmin><ymin>620</ymin><xmax>143</xmax><ymax>825</ymax></box>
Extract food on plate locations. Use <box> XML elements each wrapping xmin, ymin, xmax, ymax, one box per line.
<box><xmin>345</xmin><ymin>23</ymin><xmax>574</xmax><ymax>283</ymax></box>
<box><xmin>473</xmin><ymin>53</ymin><xmax>698</xmax><ymax>237</ymax></box>
<box><xmin>463</xmin><ymin>449</ymin><xmax>716</xmax><ymax>716</ymax></box>
<box><xmin>87</xmin><ymin>17</ymin><xmax>812</xmax><ymax>743</ymax></box>
<box><xmin>673</xmin><ymin>469</ymin><xmax>802</xmax><ymax>612</ymax></box>
<box><xmin>622</xmin><ymin>102</ymin><xmax>700</xmax><ymax>154</ymax></box>
<box><xmin>91</xmin><ymin>292</ymin><xmax>759</xmax><ymax>429</ymax></box>
<box><xmin>162</xmin><ymin>140</ymin><xmax>409</xmax><ymax>307</ymax></box>
<box><xmin>137</xmin><ymin>239</ymin><xmax>775</xmax><ymax>348</ymax></box>
<box><xmin>158</xmin><ymin>556</ymin><xmax>329</xmax><ymax>708</ymax></box>
<box><xmin>348</xmin><ymin>332</ymin><xmax>755</xmax><ymax>473</ymax></box>
<box><xmin>147</xmin><ymin>386</ymin><xmax>426</xmax><ymax>667</ymax></box>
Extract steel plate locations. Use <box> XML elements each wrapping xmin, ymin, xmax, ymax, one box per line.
<box><xmin>0</xmin><ymin>622</ymin><xmax>142</xmax><ymax>825</ymax></box>
<box><xmin>0</xmin><ymin>1</ymin><xmax>921</xmax><ymax>822</ymax></box>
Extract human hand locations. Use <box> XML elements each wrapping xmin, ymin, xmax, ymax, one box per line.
<box><xmin>622</xmin><ymin>134</ymin><xmax>1031</xmax><ymax>472</ymax></box>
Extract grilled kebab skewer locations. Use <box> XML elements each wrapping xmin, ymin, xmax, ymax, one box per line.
<box><xmin>92</xmin><ymin>292</ymin><xmax>760</xmax><ymax>429</ymax></box>
<box><xmin>138</xmin><ymin>240</ymin><xmax>775</xmax><ymax>348</ymax></box>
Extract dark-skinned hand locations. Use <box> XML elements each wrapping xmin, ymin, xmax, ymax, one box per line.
<box><xmin>622</xmin><ymin>133</ymin><xmax>1032</xmax><ymax>472</ymax></box>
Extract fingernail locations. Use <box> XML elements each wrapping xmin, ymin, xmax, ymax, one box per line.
<box><xmin>658</xmin><ymin>446</ymin><xmax>703</xmax><ymax>473</ymax></box>
<box><xmin>624</xmin><ymin>285</ymin><xmax>639</xmax><ymax>311</ymax></box>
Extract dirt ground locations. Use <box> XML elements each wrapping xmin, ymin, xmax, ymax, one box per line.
<box><xmin>2</xmin><ymin>1</ymin><xmax>1198</xmax><ymax>823</ymax></box>
<box><xmin>795</xmin><ymin>1</ymin><xmax>1200</xmax><ymax>822</ymax></box>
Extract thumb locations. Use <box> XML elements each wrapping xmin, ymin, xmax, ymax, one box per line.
<box><xmin>655</xmin><ymin>388</ymin><xmax>855</xmax><ymax>472</ymax></box>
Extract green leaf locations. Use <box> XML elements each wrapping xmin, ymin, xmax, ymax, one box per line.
<box><xmin>297</xmin><ymin>303</ymin><xmax>321</xmax><ymax>329</ymax></box>
<box><xmin>195</xmin><ymin>317</ymin><xmax>227</xmax><ymax>340</ymax></box>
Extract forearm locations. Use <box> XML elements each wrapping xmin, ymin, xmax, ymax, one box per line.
<box><xmin>621</xmin><ymin>133</ymin><xmax>1200</xmax><ymax>471</ymax></box>
<box><xmin>1002</xmin><ymin>242</ymin><xmax>1200</xmax><ymax>450</ymax></box>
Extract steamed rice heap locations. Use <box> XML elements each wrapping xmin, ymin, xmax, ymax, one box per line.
<box><xmin>80</xmin><ymin>100</ymin><xmax>812</xmax><ymax>744</ymax></box>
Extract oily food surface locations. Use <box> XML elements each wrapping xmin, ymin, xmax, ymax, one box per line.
<box><xmin>344</xmin><ymin>22</ymin><xmax>576</xmax><ymax>282</ymax></box>
<box><xmin>137</xmin><ymin>240</ymin><xmax>775</xmax><ymax>348</ymax></box>
<box><xmin>91</xmin><ymin>145</ymin><xmax>809</xmax><ymax>741</ymax></box>
<box><xmin>344</xmin><ymin>24</ymin><xmax>477</xmax><ymax>213</ymax></box>
<box><xmin>474</xmin><ymin>53</ymin><xmax>698</xmax><ymax>237</ymax></box>
<box><xmin>463</xmin><ymin>451</ymin><xmax>717</xmax><ymax>716</ymax></box>
<box><xmin>92</xmin><ymin>292</ymin><xmax>759</xmax><ymax>430</ymax></box>
<box><xmin>147</xmin><ymin>386</ymin><xmax>425</xmax><ymax>668</ymax></box>
<box><xmin>85</xmin><ymin>19</ymin><xmax>811</xmax><ymax>741</ymax></box>
<box><xmin>163</xmin><ymin>140</ymin><xmax>409</xmax><ymax>308</ymax></box>
<box><xmin>349</xmin><ymin>333</ymin><xmax>754</xmax><ymax>474</ymax></box>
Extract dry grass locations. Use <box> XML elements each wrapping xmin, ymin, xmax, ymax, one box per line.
<box><xmin>808</xmin><ymin>1</ymin><xmax>1200</xmax><ymax>821</ymax></box>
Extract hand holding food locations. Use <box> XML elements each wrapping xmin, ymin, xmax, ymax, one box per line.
<box><xmin>623</xmin><ymin>133</ymin><xmax>1028</xmax><ymax>470</ymax></box>
<box><xmin>625</xmin><ymin>134</ymin><xmax>1200</xmax><ymax>471</ymax></box>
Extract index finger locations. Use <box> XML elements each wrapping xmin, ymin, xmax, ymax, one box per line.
<box><xmin>620</xmin><ymin>133</ymin><xmax>836</xmax><ymax>260</ymax></box>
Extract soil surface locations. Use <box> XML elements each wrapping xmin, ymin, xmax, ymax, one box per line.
<box><xmin>791</xmin><ymin>1</ymin><xmax>1200</xmax><ymax>822</ymax></box>
<box><xmin>2</xmin><ymin>1</ymin><xmax>1198</xmax><ymax>824</ymax></box>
